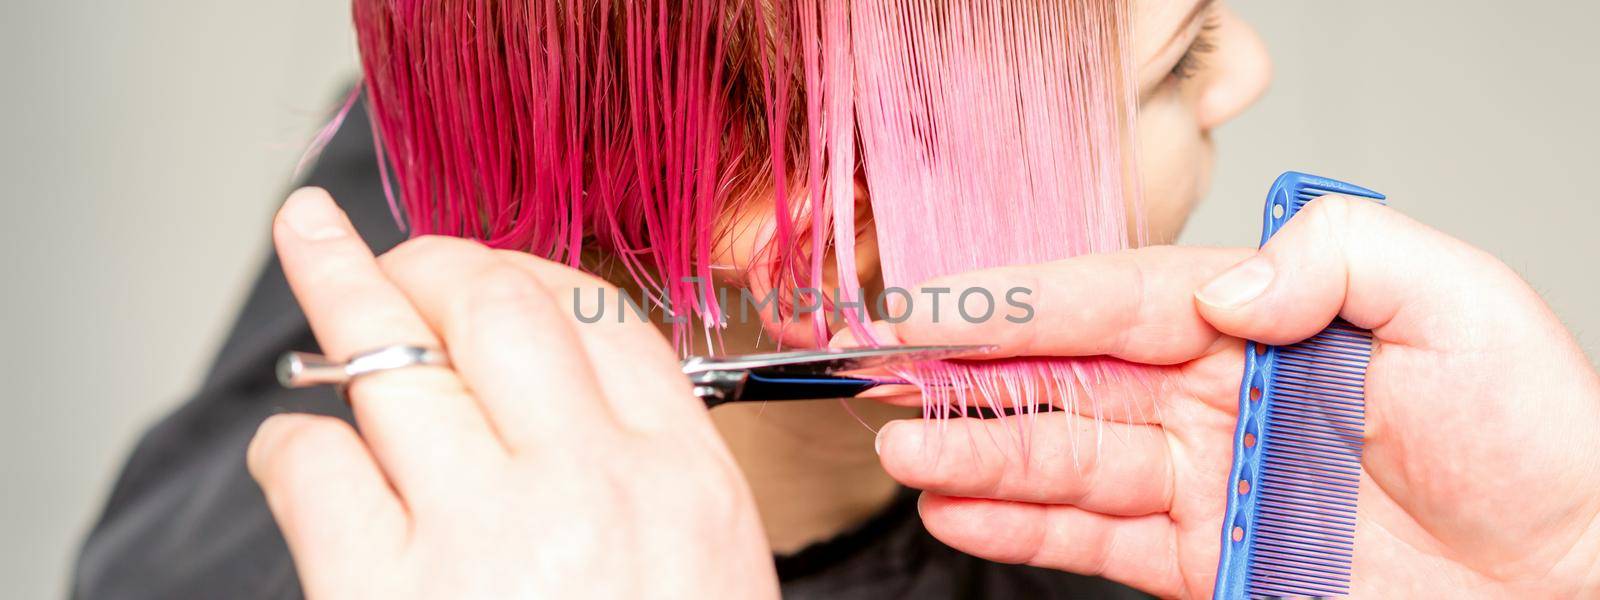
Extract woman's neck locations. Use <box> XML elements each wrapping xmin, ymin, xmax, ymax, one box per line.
<box><xmin>656</xmin><ymin>291</ymin><xmax>912</xmax><ymax>554</ymax></box>
<box><xmin>712</xmin><ymin>398</ymin><xmax>912</xmax><ymax>554</ymax></box>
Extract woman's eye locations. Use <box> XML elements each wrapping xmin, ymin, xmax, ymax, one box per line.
<box><xmin>1169</xmin><ymin>14</ymin><xmax>1221</xmax><ymax>81</ymax></box>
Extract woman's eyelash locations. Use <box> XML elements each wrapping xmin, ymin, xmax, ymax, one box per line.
<box><xmin>1170</xmin><ymin>14</ymin><xmax>1222</xmax><ymax>81</ymax></box>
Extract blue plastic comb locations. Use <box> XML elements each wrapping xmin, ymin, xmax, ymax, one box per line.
<box><xmin>1212</xmin><ymin>172</ymin><xmax>1386</xmax><ymax>599</ymax></box>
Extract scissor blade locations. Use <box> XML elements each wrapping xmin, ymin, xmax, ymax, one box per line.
<box><xmin>681</xmin><ymin>344</ymin><xmax>996</xmax><ymax>376</ymax></box>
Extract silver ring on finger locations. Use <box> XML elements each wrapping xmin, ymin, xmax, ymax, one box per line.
<box><xmin>276</xmin><ymin>346</ymin><xmax>453</xmax><ymax>400</ymax></box>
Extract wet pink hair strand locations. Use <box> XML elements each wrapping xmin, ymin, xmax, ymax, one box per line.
<box><xmin>352</xmin><ymin>0</ymin><xmax>1147</xmax><ymax>431</ymax></box>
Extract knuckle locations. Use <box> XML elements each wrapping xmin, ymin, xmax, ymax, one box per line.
<box><xmin>1303</xmin><ymin>193</ymin><xmax>1380</xmax><ymax>234</ymax></box>
<box><xmin>455</xmin><ymin>265</ymin><xmax>554</xmax><ymax>336</ymax></box>
<box><xmin>385</xmin><ymin>235</ymin><xmax>439</xmax><ymax>261</ymax></box>
<box><xmin>467</xmin><ymin>264</ymin><xmax>548</xmax><ymax>310</ymax></box>
<box><xmin>382</xmin><ymin>235</ymin><xmax>478</xmax><ymax>270</ymax></box>
<box><xmin>1006</xmin><ymin>267</ymin><xmax>1045</xmax><ymax>348</ymax></box>
<box><xmin>1116</xmin><ymin>252</ymin><xmax>1150</xmax><ymax>356</ymax></box>
<box><xmin>494</xmin><ymin>250</ymin><xmax>613</xmax><ymax>287</ymax></box>
<box><xmin>1300</xmin><ymin>194</ymin><xmax>1393</xmax><ymax>260</ymax></box>
<box><xmin>404</xmin><ymin>233</ymin><xmax>473</xmax><ymax>254</ymax></box>
<box><xmin>491</xmin><ymin>250</ymin><xmax>625</xmax><ymax>313</ymax></box>
<box><xmin>348</xmin><ymin>369</ymin><xmax>469</xmax><ymax>404</ymax></box>
<box><xmin>1301</xmin><ymin>194</ymin><xmax>1349</xmax><ymax>229</ymax></box>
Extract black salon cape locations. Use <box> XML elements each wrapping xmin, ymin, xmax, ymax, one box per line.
<box><xmin>71</xmin><ymin>99</ymin><xmax>1149</xmax><ymax>600</ymax></box>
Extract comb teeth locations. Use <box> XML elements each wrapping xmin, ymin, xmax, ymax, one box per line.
<box><xmin>1246</xmin><ymin>320</ymin><xmax>1371</xmax><ymax>598</ymax></box>
<box><xmin>1214</xmin><ymin>173</ymin><xmax>1384</xmax><ymax>600</ymax></box>
<box><xmin>1290</xmin><ymin>177</ymin><xmax>1385</xmax><ymax>212</ymax></box>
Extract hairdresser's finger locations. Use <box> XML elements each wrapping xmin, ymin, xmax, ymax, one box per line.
<box><xmin>247</xmin><ymin>414</ymin><xmax>407</xmax><ymax>590</ymax></box>
<box><xmin>917</xmin><ymin>494</ymin><xmax>1186</xmax><ymax>598</ymax></box>
<box><xmin>274</xmin><ymin>188</ymin><xmax>505</xmax><ymax>497</ymax></box>
<box><xmin>1193</xmin><ymin>196</ymin><xmax>1548</xmax><ymax>350</ymax></box>
<box><xmin>489</xmin><ymin>250</ymin><xmax>707</xmax><ymax>434</ymax></box>
<box><xmin>895</xmin><ymin>246</ymin><xmax>1251</xmax><ymax>365</ymax></box>
<box><xmin>877</xmin><ymin>415</ymin><xmax>1173</xmax><ymax>516</ymax></box>
<box><xmin>379</xmin><ymin>237</ymin><xmax>616</xmax><ymax>448</ymax></box>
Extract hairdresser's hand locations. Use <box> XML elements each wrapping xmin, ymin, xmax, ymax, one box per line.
<box><xmin>869</xmin><ymin>197</ymin><xmax>1600</xmax><ymax>598</ymax></box>
<box><xmin>248</xmin><ymin>188</ymin><xmax>778</xmax><ymax>599</ymax></box>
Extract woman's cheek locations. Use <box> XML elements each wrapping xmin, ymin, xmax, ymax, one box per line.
<box><xmin>1135</xmin><ymin>86</ymin><xmax>1212</xmax><ymax>242</ymax></box>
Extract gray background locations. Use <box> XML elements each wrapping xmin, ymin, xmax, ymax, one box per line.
<box><xmin>1</xmin><ymin>1</ymin><xmax>1595</xmax><ymax>597</ymax></box>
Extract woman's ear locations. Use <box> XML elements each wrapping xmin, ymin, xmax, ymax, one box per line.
<box><xmin>797</xmin><ymin>167</ymin><xmax>883</xmax><ymax>343</ymax></box>
<box><xmin>716</xmin><ymin>167</ymin><xmax>889</xmax><ymax>350</ymax></box>
<box><xmin>842</xmin><ymin>167</ymin><xmax>883</xmax><ymax>296</ymax></box>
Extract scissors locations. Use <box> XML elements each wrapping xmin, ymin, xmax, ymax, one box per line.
<box><xmin>681</xmin><ymin>344</ymin><xmax>995</xmax><ymax>408</ymax></box>
<box><xmin>278</xmin><ymin>344</ymin><xmax>995</xmax><ymax>408</ymax></box>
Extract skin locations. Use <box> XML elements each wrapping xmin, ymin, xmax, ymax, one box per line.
<box><xmin>1129</xmin><ymin>0</ymin><xmax>1270</xmax><ymax>241</ymax></box>
<box><xmin>249</xmin><ymin>0</ymin><xmax>1599</xmax><ymax>597</ymax></box>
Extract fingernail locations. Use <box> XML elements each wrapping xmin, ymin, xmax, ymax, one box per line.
<box><xmin>828</xmin><ymin>329</ymin><xmax>858</xmax><ymax>349</ymax></box>
<box><xmin>281</xmin><ymin>189</ymin><xmax>349</xmax><ymax>241</ymax></box>
<box><xmin>874</xmin><ymin>420</ymin><xmax>922</xmax><ymax>456</ymax></box>
<box><xmin>874</xmin><ymin>422</ymin><xmax>892</xmax><ymax>455</ymax></box>
<box><xmin>1196</xmin><ymin>257</ymin><xmax>1275</xmax><ymax>309</ymax></box>
<box><xmin>869</xmin><ymin>320</ymin><xmax>903</xmax><ymax>344</ymax></box>
<box><xmin>246</xmin><ymin>413</ymin><xmax>303</xmax><ymax>476</ymax></box>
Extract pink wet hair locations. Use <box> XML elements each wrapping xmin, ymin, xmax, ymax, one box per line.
<box><xmin>354</xmin><ymin>0</ymin><xmax>1146</xmax><ymax>429</ymax></box>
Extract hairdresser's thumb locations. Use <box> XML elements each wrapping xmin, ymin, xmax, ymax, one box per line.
<box><xmin>1193</xmin><ymin>195</ymin><xmax>1525</xmax><ymax>348</ymax></box>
